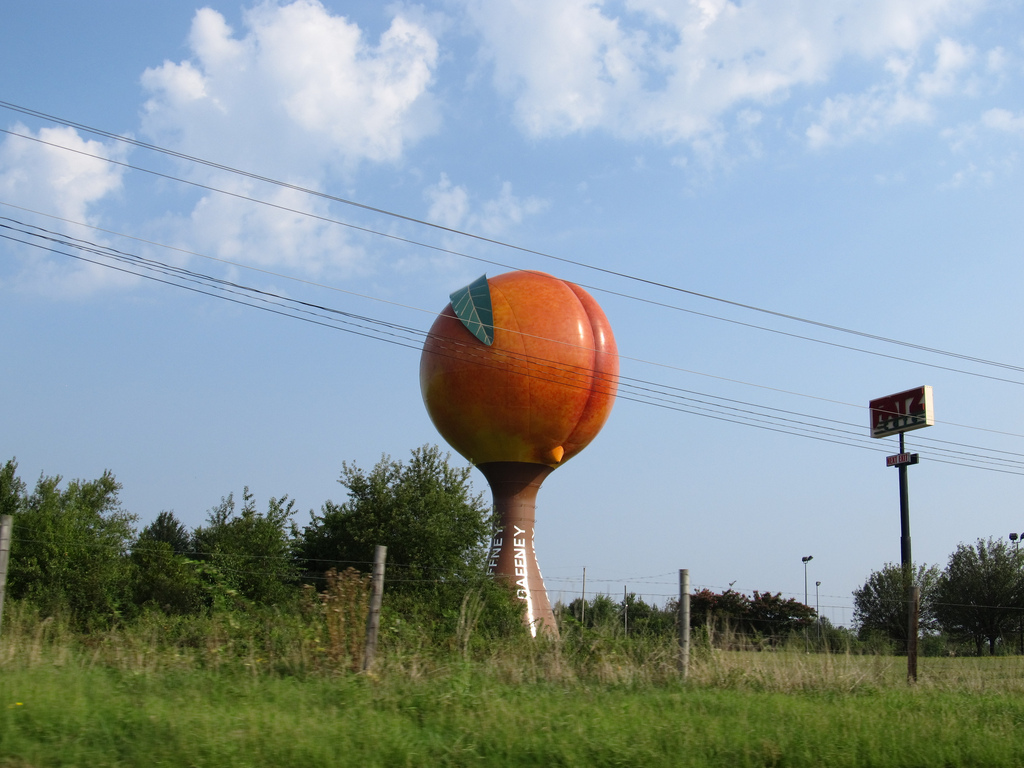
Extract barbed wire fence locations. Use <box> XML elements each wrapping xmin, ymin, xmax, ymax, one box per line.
<box><xmin>8</xmin><ymin>521</ymin><xmax>1024</xmax><ymax>657</ymax></box>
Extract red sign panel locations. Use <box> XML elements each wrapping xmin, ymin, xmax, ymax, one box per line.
<box><xmin>886</xmin><ymin>453</ymin><xmax>919</xmax><ymax>467</ymax></box>
<box><xmin>870</xmin><ymin>386</ymin><xmax>934</xmax><ymax>439</ymax></box>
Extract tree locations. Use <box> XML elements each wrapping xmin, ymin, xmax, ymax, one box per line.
<box><xmin>300</xmin><ymin>445</ymin><xmax>493</xmax><ymax>591</ymax></box>
<box><xmin>745</xmin><ymin>591</ymin><xmax>816</xmax><ymax>641</ymax></box>
<box><xmin>139</xmin><ymin>510</ymin><xmax>192</xmax><ymax>554</ymax></box>
<box><xmin>0</xmin><ymin>459</ymin><xmax>25</xmax><ymax>518</ymax></box>
<box><xmin>563</xmin><ymin>593</ymin><xmax>676</xmax><ymax>636</ymax></box>
<box><xmin>131</xmin><ymin>511</ymin><xmax>206</xmax><ymax>615</ymax></box>
<box><xmin>192</xmin><ymin>488</ymin><xmax>300</xmax><ymax>606</ymax></box>
<box><xmin>571</xmin><ymin>593</ymin><xmax>620</xmax><ymax>631</ymax></box>
<box><xmin>622</xmin><ymin>593</ymin><xmax>677</xmax><ymax>637</ymax></box>
<box><xmin>690</xmin><ymin>588</ymin><xmax>751</xmax><ymax>629</ymax></box>
<box><xmin>853</xmin><ymin>562</ymin><xmax>940</xmax><ymax>650</ymax></box>
<box><xmin>685</xmin><ymin>588</ymin><xmax>814</xmax><ymax>646</ymax></box>
<box><xmin>6</xmin><ymin>463</ymin><xmax>137</xmax><ymax>625</ymax></box>
<box><xmin>934</xmin><ymin>538</ymin><xmax>1023</xmax><ymax>656</ymax></box>
<box><xmin>299</xmin><ymin>446</ymin><xmax>524</xmax><ymax>641</ymax></box>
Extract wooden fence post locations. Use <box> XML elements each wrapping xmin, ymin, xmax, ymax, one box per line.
<box><xmin>362</xmin><ymin>545</ymin><xmax>387</xmax><ymax>673</ymax></box>
<box><xmin>0</xmin><ymin>516</ymin><xmax>12</xmax><ymax>639</ymax></box>
<box><xmin>581</xmin><ymin>566</ymin><xmax>586</xmax><ymax>624</ymax></box>
<box><xmin>678</xmin><ymin>569</ymin><xmax>690</xmax><ymax>679</ymax></box>
<box><xmin>907</xmin><ymin>585</ymin><xmax>920</xmax><ymax>684</ymax></box>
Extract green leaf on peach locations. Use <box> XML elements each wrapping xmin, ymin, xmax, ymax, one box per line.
<box><xmin>449</xmin><ymin>274</ymin><xmax>494</xmax><ymax>346</ymax></box>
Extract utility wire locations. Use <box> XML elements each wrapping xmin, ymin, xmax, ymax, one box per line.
<box><xmin>23</xmin><ymin>536</ymin><xmax>1024</xmax><ymax>619</ymax></box>
<box><xmin>2</xmin><ymin>103</ymin><xmax>1024</xmax><ymax>383</ymax></box>
<box><xmin>12</xmin><ymin>213</ymin><xmax>1024</xmax><ymax>461</ymax></box>
<box><xmin>10</xmin><ymin>198</ymin><xmax>1024</xmax><ymax>445</ymax></box>
<box><xmin>5</xmin><ymin>217</ymin><xmax>1024</xmax><ymax>476</ymax></box>
<box><xmin>4</xmin><ymin>217</ymin><xmax>1018</xmax><ymax>474</ymax></box>
<box><xmin>0</xmin><ymin>223</ymin><xmax>923</xmax><ymax>441</ymax></box>
<box><xmin>5</xmin><ymin>123</ymin><xmax>1024</xmax><ymax>388</ymax></box>
<box><xmin>0</xmin><ymin>199</ymin><xmax>885</xmax><ymax>415</ymax></box>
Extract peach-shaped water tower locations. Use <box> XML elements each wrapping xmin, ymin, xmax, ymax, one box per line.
<box><xmin>419</xmin><ymin>270</ymin><xmax>618</xmax><ymax>636</ymax></box>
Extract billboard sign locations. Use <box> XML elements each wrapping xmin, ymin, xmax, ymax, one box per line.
<box><xmin>870</xmin><ymin>386</ymin><xmax>934</xmax><ymax>439</ymax></box>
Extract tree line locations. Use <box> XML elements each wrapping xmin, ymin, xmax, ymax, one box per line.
<box><xmin>1</xmin><ymin>446</ymin><xmax>830</xmax><ymax>645</ymax></box>
<box><xmin>7</xmin><ymin>446</ymin><xmax>1018</xmax><ymax>656</ymax></box>
<box><xmin>562</xmin><ymin>588</ymin><xmax>828</xmax><ymax>649</ymax></box>
<box><xmin>0</xmin><ymin>445</ymin><xmax>832</xmax><ymax>651</ymax></box>
<box><xmin>0</xmin><ymin>446</ymin><xmax>523</xmax><ymax>640</ymax></box>
<box><xmin>853</xmin><ymin>540</ymin><xmax>1024</xmax><ymax>656</ymax></box>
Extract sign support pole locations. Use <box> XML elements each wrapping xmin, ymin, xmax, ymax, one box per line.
<box><xmin>898</xmin><ymin>432</ymin><xmax>918</xmax><ymax>683</ymax></box>
<box><xmin>899</xmin><ymin>432</ymin><xmax>912</xmax><ymax>575</ymax></box>
<box><xmin>870</xmin><ymin>385</ymin><xmax>932</xmax><ymax>684</ymax></box>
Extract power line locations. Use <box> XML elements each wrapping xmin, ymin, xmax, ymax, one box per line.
<box><xmin>5</xmin><ymin>215</ymin><xmax>1024</xmax><ymax>475</ymax></box>
<box><xmin>0</xmin><ymin>199</ymin><xmax>883</xmax><ymax>416</ymax></box>
<box><xmin>4</xmin><ymin>113</ymin><xmax>1024</xmax><ymax>462</ymax></box>
<box><xmin>0</xmin><ymin>223</ymin><xmax>913</xmax><ymax>450</ymax></box>
<box><xmin>10</xmin><ymin>194</ymin><xmax>1024</xmax><ymax>448</ymax></box>
<box><xmin>5</xmin><ymin>216</ymin><xmax>1020</xmax><ymax>474</ymax></box>
<box><xmin>5</xmin><ymin>122</ymin><xmax>1024</xmax><ymax>388</ymax></box>
<box><xmin>6</xmin><ymin>125</ymin><xmax>1024</xmax><ymax>390</ymax></box>
<box><xmin>2</xmin><ymin>100</ymin><xmax>1024</xmax><ymax>383</ymax></box>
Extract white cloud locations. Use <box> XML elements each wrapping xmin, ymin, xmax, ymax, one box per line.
<box><xmin>177</xmin><ymin>179</ymin><xmax>368</xmax><ymax>278</ymax></box>
<box><xmin>425</xmin><ymin>173</ymin><xmax>471</xmax><ymax>229</ymax></box>
<box><xmin>136</xmin><ymin>1</ymin><xmax>441</xmax><ymax>280</ymax></box>
<box><xmin>916</xmin><ymin>38</ymin><xmax>974</xmax><ymax>97</ymax></box>
<box><xmin>938</xmin><ymin>105</ymin><xmax>1024</xmax><ymax>187</ymax></box>
<box><xmin>0</xmin><ymin>124</ymin><xmax>134</xmax><ymax>295</ymax></box>
<box><xmin>806</xmin><ymin>88</ymin><xmax>932</xmax><ymax>149</ymax></box>
<box><xmin>142</xmin><ymin>1</ymin><xmax>440</xmax><ymax>173</ymax></box>
<box><xmin>462</xmin><ymin>0</ymin><xmax>988</xmax><ymax>146</ymax></box>
<box><xmin>941</xmin><ymin>106</ymin><xmax>1024</xmax><ymax>155</ymax></box>
<box><xmin>464</xmin><ymin>0</ymin><xmax>652</xmax><ymax>137</ymax></box>
<box><xmin>477</xmin><ymin>181</ymin><xmax>548</xmax><ymax>235</ymax></box>
<box><xmin>986</xmin><ymin>46</ymin><xmax>1009</xmax><ymax>75</ymax></box>
<box><xmin>939</xmin><ymin>161</ymin><xmax>994</xmax><ymax>188</ymax></box>
<box><xmin>981</xmin><ymin>107</ymin><xmax>1024</xmax><ymax>135</ymax></box>
<box><xmin>394</xmin><ymin>174</ymin><xmax>546</xmax><ymax>280</ymax></box>
<box><xmin>806</xmin><ymin>34</ymin><xmax>986</xmax><ymax>147</ymax></box>
<box><xmin>0</xmin><ymin>124</ymin><xmax>126</xmax><ymax>222</ymax></box>
<box><xmin>143</xmin><ymin>60</ymin><xmax>210</xmax><ymax>108</ymax></box>
<box><xmin>424</xmin><ymin>174</ymin><xmax>547</xmax><ymax>237</ymax></box>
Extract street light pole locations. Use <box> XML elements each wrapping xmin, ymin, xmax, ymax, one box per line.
<box><xmin>802</xmin><ymin>556</ymin><xmax>813</xmax><ymax>605</ymax></box>
<box><xmin>815</xmin><ymin>580</ymin><xmax>821</xmax><ymax>644</ymax></box>
<box><xmin>802</xmin><ymin>556</ymin><xmax>813</xmax><ymax>653</ymax></box>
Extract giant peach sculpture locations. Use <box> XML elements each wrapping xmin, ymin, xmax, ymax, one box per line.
<box><xmin>420</xmin><ymin>270</ymin><xmax>618</xmax><ymax>636</ymax></box>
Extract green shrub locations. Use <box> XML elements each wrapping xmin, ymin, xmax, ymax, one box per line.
<box><xmin>4</xmin><ymin>460</ymin><xmax>136</xmax><ymax>628</ymax></box>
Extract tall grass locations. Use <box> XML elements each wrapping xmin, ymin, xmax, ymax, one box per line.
<box><xmin>7</xmin><ymin>598</ymin><xmax>1024</xmax><ymax>693</ymax></box>
<box><xmin>5</xmin><ymin>600</ymin><xmax>1024</xmax><ymax>766</ymax></box>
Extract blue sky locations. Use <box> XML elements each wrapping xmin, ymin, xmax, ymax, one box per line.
<box><xmin>3</xmin><ymin>0</ymin><xmax>1024</xmax><ymax>625</ymax></box>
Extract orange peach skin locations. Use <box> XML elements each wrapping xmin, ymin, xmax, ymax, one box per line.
<box><xmin>420</xmin><ymin>271</ymin><xmax>618</xmax><ymax>467</ymax></box>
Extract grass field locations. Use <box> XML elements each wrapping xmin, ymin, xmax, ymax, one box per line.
<box><xmin>4</xmin><ymin>606</ymin><xmax>1024</xmax><ymax>767</ymax></box>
